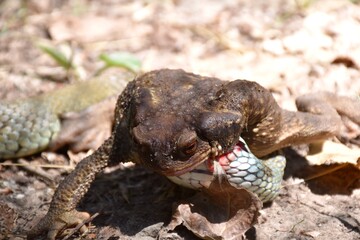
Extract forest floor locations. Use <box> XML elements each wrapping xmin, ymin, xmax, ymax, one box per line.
<box><xmin>1</xmin><ymin>0</ymin><xmax>360</xmax><ymax>239</ymax></box>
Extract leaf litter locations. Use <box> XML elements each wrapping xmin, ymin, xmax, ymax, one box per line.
<box><xmin>1</xmin><ymin>0</ymin><xmax>360</xmax><ymax>239</ymax></box>
<box><xmin>166</xmin><ymin>163</ymin><xmax>262</xmax><ymax>240</ymax></box>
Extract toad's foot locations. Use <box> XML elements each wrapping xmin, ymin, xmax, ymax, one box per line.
<box><xmin>27</xmin><ymin>210</ymin><xmax>90</xmax><ymax>240</ymax></box>
<box><xmin>27</xmin><ymin>136</ymin><xmax>113</xmax><ymax>239</ymax></box>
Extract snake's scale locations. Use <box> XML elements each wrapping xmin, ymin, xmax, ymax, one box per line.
<box><xmin>0</xmin><ymin>77</ymin><xmax>126</xmax><ymax>159</ymax></box>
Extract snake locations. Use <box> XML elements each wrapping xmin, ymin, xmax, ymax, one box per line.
<box><xmin>0</xmin><ymin>77</ymin><xmax>127</xmax><ymax>159</ymax></box>
<box><xmin>168</xmin><ymin>137</ymin><xmax>286</xmax><ymax>202</ymax></box>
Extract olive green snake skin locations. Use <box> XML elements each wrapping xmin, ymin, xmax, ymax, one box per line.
<box><xmin>0</xmin><ymin>77</ymin><xmax>126</xmax><ymax>159</ymax></box>
<box><xmin>168</xmin><ymin>137</ymin><xmax>286</xmax><ymax>202</ymax></box>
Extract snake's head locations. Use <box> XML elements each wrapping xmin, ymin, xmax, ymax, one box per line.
<box><xmin>113</xmin><ymin>69</ymin><xmax>245</xmax><ymax>176</ymax></box>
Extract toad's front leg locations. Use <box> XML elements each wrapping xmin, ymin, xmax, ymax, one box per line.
<box><xmin>27</xmin><ymin>136</ymin><xmax>114</xmax><ymax>240</ymax></box>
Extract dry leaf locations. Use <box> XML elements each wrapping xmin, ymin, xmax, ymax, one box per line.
<box><xmin>306</xmin><ymin>140</ymin><xmax>360</xmax><ymax>167</ymax></box>
<box><xmin>0</xmin><ymin>201</ymin><xmax>17</xmax><ymax>237</ymax></box>
<box><xmin>295</xmin><ymin>140</ymin><xmax>360</xmax><ymax>195</ymax></box>
<box><xmin>49</xmin><ymin>15</ymin><xmax>124</xmax><ymax>43</ymax></box>
<box><xmin>331</xmin><ymin>56</ymin><xmax>358</xmax><ymax>69</ymax></box>
<box><xmin>47</xmin><ymin>13</ymin><xmax>153</xmax><ymax>43</ymax></box>
<box><xmin>167</xmin><ymin>174</ymin><xmax>262</xmax><ymax>240</ymax></box>
<box><xmin>49</xmin><ymin>97</ymin><xmax>116</xmax><ymax>152</ymax></box>
<box><xmin>302</xmin><ymin>230</ymin><xmax>321</xmax><ymax>238</ymax></box>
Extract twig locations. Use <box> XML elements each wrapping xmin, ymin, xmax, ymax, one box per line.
<box><xmin>282</xmin><ymin>163</ymin><xmax>349</xmax><ymax>189</ymax></box>
<box><xmin>0</xmin><ymin>162</ymin><xmax>74</xmax><ymax>170</ymax></box>
<box><xmin>62</xmin><ymin>212</ymin><xmax>99</xmax><ymax>240</ymax></box>
<box><xmin>18</xmin><ymin>159</ymin><xmax>54</xmax><ymax>184</ymax></box>
<box><xmin>289</xmin><ymin>219</ymin><xmax>304</xmax><ymax>233</ymax></box>
<box><xmin>304</xmin><ymin>163</ymin><xmax>349</xmax><ymax>181</ymax></box>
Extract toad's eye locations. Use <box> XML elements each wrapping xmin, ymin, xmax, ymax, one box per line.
<box><xmin>177</xmin><ymin>131</ymin><xmax>198</xmax><ymax>157</ymax></box>
<box><xmin>182</xmin><ymin>139</ymin><xmax>198</xmax><ymax>156</ymax></box>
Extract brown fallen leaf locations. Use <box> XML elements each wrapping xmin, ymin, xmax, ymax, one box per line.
<box><xmin>166</xmin><ymin>169</ymin><xmax>262</xmax><ymax>240</ymax></box>
<box><xmin>331</xmin><ymin>56</ymin><xmax>358</xmax><ymax>69</ymax></box>
<box><xmin>307</xmin><ymin>140</ymin><xmax>360</xmax><ymax>167</ymax></box>
<box><xmin>0</xmin><ymin>201</ymin><xmax>17</xmax><ymax>238</ymax></box>
<box><xmin>48</xmin><ymin>14</ymin><xmax>152</xmax><ymax>43</ymax></box>
<box><xmin>49</xmin><ymin>15</ymin><xmax>121</xmax><ymax>43</ymax></box>
<box><xmin>49</xmin><ymin>97</ymin><xmax>116</xmax><ymax>153</ymax></box>
<box><xmin>294</xmin><ymin>140</ymin><xmax>360</xmax><ymax>195</ymax></box>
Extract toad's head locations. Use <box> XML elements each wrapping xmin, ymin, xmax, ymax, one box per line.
<box><xmin>114</xmin><ymin>69</ymin><xmax>244</xmax><ymax>176</ymax></box>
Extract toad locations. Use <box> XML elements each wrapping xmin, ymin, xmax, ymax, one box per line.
<box><xmin>27</xmin><ymin>69</ymin><xmax>360</xmax><ymax>239</ymax></box>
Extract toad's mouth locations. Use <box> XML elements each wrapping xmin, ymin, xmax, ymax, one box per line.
<box><xmin>165</xmin><ymin>137</ymin><xmax>253</xmax><ymax>176</ymax></box>
<box><xmin>164</xmin><ymin>141</ymin><xmax>225</xmax><ymax>177</ymax></box>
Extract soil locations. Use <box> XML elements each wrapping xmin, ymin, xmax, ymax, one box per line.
<box><xmin>1</xmin><ymin>0</ymin><xmax>360</xmax><ymax>239</ymax></box>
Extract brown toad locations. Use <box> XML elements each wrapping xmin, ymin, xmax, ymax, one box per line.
<box><xmin>28</xmin><ymin>69</ymin><xmax>360</xmax><ymax>239</ymax></box>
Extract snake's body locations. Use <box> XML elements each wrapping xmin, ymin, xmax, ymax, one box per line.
<box><xmin>168</xmin><ymin>137</ymin><xmax>286</xmax><ymax>202</ymax></box>
<box><xmin>0</xmin><ymin>77</ymin><xmax>126</xmax><ymax>159</ymax></box>
<box><xmin>0</xmin><ymin>99</ymin><xmax>60</xmax><ymax>159</ymax></box>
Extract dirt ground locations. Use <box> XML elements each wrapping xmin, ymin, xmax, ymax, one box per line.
<box><xmin>1</xmin><ymin>0</ymin><xmax>360</xmax><ymax>239</ymax></box>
